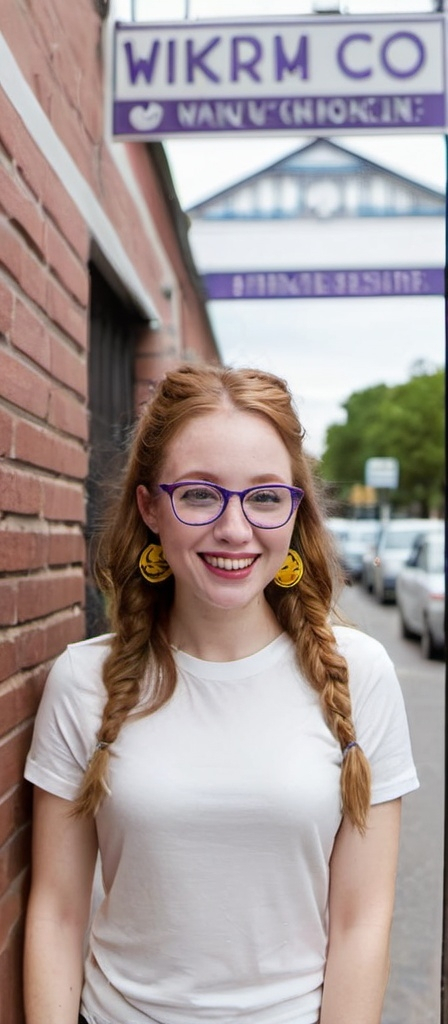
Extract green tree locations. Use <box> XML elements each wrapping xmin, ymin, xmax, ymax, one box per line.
<box><xmin>320</xmin><ymin>368</ymin><xmax>444</xmax><ymax>516</ymax></box>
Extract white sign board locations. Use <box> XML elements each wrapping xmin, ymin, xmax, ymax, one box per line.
<box><xmin>112</xmin><ymin>15</ymin><xmax>447</xmax><ymax>139</ymax></box>
<box><xmin>365</xmin><ymin>457</ymin><xmax>400</xmax><ymax>489</ymax></box>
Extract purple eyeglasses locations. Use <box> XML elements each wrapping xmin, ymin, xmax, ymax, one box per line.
<box><xmin>159</xmin><ymin>481</ymin><xmax>304</xmax><ymax>529</ymax></box>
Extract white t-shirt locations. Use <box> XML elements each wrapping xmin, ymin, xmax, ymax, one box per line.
<box><xmin>25</xmin><ymin>627</ymin><xmax>418</xmax><ymax>1024</ymax></box>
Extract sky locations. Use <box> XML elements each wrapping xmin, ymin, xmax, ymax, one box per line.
<box><xmin>114</xmin><ymin>0</ymin><xmax>447</xmax><ymax>456</ymax></box>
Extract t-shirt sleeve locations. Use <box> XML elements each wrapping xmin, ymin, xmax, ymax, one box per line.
<box><xmin>24</xmin><ymin>643</ymin><xmax>105</xmax><ymax>801</ymax></box>
<box><xmin>337</xmin><ymin>628</ymin><xmax>419</xmax><ymax>804</ymax></box>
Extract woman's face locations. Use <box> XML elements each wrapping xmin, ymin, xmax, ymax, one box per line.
<box><xmin>137</xmin><ymin>407</ymin><xmax>298</xmax><ymax>615</ymax></box>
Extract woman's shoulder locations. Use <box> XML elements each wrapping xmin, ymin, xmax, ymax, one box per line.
<box><xmin>45</xmin><ymin>632</ymin><xmax>114</xmax><ymax>700</ymax></box>
<box><xmin>331</xmin><ymin>623</ymin><xmax>397</xmax><ymax>693</ymax></box>
<box><xmin>65</xmin><ymin>631</ymin><xmax>114</xmax><ymax>661</ymax></box>
<box><xmin>331</xmin><ymin>623</ymin><xmax>403</xmax><ymax>721</ymax></box>
<box><xmin>332</xmin><ymin>623</ymin><xmax>391</xmax><ymax>663</ymax></box>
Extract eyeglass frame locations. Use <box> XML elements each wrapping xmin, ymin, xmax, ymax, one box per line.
<box><xmin>158</xmin><ymin>481</ymin><xmax>305</xmax><ymax>529</ymax></box>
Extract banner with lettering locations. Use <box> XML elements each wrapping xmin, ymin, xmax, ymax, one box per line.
<box><xmin>201</xmin><ymin>268</ymin><xmax>444</xmax><ymax>300</ymax></box>
<box><xmin>112</xmin><ymin>15</ymin><xmax>447</xmax><ymax>138</ymax></box>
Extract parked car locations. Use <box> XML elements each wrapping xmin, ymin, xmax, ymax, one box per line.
<box><xmin>396</xmin><ymin>527</ymin><xmax>445</xmax><ymax>659</ymax></box>
<box><xmin>339</xmin><ymin>520</ymin><xmax>381</xmax><ymax>581</ymax></box>
<box><xmin>372</xmin><ymin>518</ymin><xmax>442</xmax><ymax>604</ymax></box>
<box><xmin>325</xmin><ymin>517</ymin><xmax>350</xmax><ymax>563</ymax></box>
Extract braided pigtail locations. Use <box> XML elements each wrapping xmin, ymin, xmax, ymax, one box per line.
<box><xmin>268</xmin><ymin>493</ymin><xmax>371</xmax><ymax>833</ymax></box>
<box><xmin>73</xmin><ymin>431</ymin><xmax>177</xmax><ymax>816</ymax></box>
<box><xmin>73</xmin><ymin>614</ymin><xmax>177</xmax><ymax>817</ymax></box>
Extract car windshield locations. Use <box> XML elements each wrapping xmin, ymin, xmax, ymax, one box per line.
<box><xmin>385</xmin><ymin>531</ymin><xmax>419</xmax><ymax>550</ymax></box>
<box><xmin>358</xmin><ymin>528</ymin><xmax>379</xmax><ymax>543</ymax></box>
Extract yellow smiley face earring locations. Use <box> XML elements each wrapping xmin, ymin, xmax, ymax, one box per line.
<box><xmin>274</xmin><ymin>549</ymin><xmax>304</xmax><ymax>588</ymax></box>
<box><xmin>139</xmin><ymin>543</ymin><xmax>173</xmax><ymax>583</ymax></box>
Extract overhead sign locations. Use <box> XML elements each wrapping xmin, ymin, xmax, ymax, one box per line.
<box><xmin>112</xmin><ymin>16</ymin><xmax>447</xmax><ymax>139</ymax></box>
<box><xmin>365</xmin><ymin>457</ymin><xmax>400</xmax><ymax>489</ymax></box>
<box><xmin>202</xmin><ymin>267</ymin><xmax>444</xmax><ymax>301</ymax></box>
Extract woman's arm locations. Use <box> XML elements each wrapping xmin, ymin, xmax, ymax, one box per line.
<box><xmin>24</xmin><ymin>786</ymin><xmax>98</xmax><ymax>1024</ymax></box>
<box><xmin>320</xmin><ymin>798</ymin><xmax>402</xmax><ymax>1024</ymax></box>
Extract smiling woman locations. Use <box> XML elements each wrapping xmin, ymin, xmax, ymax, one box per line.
<box><xmin>24</xmin><ymin>364</ymin><xmax>418</xmax><ymax>1024</ymax></box>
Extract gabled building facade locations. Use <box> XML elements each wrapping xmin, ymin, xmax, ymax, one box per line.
<box><xmin>187</xmin><ymin>138</ymin><xmax>445</xmax><ymax>457</ymax></box>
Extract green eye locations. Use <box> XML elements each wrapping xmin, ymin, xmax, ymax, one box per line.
<box><xmin>179</xmin><ymin>486</ymin><xmax>220</xmax><ymax>505</ymax></box>
<box><xmin>248</xmin><ymin>489</ymin><xmax>281</xmax><ymax>505</ymax></box>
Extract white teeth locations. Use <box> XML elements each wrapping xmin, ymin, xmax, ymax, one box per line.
<box><xmin>204</xmin><ymin>556</ymin><xmax>255</xmax><ymax>570</ymax></box>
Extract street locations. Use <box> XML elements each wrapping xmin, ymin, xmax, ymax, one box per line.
<box><xmin>340</xmin><ymin>583</ymin><xmax>445</xmax><ymax>1024</ymax></box>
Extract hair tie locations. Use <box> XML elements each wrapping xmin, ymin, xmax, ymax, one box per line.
<box><xmin>95</xmin><ymin>741</ymin><xmax>110</xmax><ymax>751</ymax></box>
<box><xmin>343</xmin><ymin>740</ymin><xmax>358</xmax><ymax>758</ymax></box>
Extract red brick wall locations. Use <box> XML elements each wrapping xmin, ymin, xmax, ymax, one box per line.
<box><xmin>0</xmin><ymin>3</ymin><xmax>219</xmax><ymax>1018</ymax></box>
<box><xmin>0</xmin><ymin>109</ymin><xmax>89</xmax><ymax>1016</ymax></box>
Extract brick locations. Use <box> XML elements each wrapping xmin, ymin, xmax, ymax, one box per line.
<box><xmin>0</xmin><ymin>869</ymin><xmax>29</xmax><ymax>955</ymax></box>
<box><xmin>0</xmin><ymin>580</ymin><xmax>18</xmax><ymax>627</ymax></box>
<box><xmin>24</xmin><ymin>0</ymin><xmax>63</xmax><ymax>75</ymax></box>
<box><xmin>0</xmin><ymin>782</ymin><xmax>33</xmax><ymax>851</ymax></box>
<box><xmin>0</xmin><ymin>524</ymin><xmax>49</xmax><ymax>573</ymax></box>
<box><xmin>18</xmin><ymin>244</ymin><xmax>47</xmax><ymax>313</ymax></box>
<box><xmin>41</xmin><ymin>168</ymin><xmax>89</xmax><ymax>262</ymax></box>
<box><xmin>47</xmin><ymin>386</ymin><xmax>88</xmax><ymax>441</ymax></box>
<box><xmin>0</xmin><ymin>906</ymin><xmax>27</xmax><ymax>1021</ymax></box>
<box><xmin>0</xmin><ymin>464</ymin><xmax>42</xmax><ymax>516</ymax></box>
<box><xmin>49</xmin><ymin>0</ymin><xmax>100</xmax><ymax>87</ymax></box>
<box><xmin>50</xmin><ymin>333</ymin><xmax>87</xmax><ymax>398</ymax></box>
<box><xmin>46</xmin><ymin>276</ymin><xmax>88</xmax><ymax>349</ymax></box>
<box><xmin>0</xmin><ymin>407</ymin><xmax>14</xmax><ymax>457</ymax></box>
<box><xmin>16</xmin><ymin>626</ymin><xmax>46</xmax><ymax>675</ymax></box>
<box><xmin>15</xmin><ymin>420</ymin><xmax>88</xmax><ymax>478</ymax></box>
<box><xmin>17</xmin><ymin>569</ymin><xmax>85</xmax><ymax>623</ymax></box>
<box><xmin>46</xmin><ymin>608</ymin><xmax>86</xmax><ymax>656</ymax></box>
<box><xmin>17</xmin><ymin>609</ymin><xmax>85</xmax><ymax>672</ymax></box>
<box><xmin>0</xmin><ymin>88</ymin><xmax>20</xmax><ymax>163</ymax></box>
<box><xmin>50</xmin><ymin>41</ymin><xmax>85</xmax><ymax>123</ymax></box>
<box><xmin>0</xmin><ymin>91</ymin><xmax>48</xmax><ymax>205</ymax></box>
<box><xmin>0</xmin><ymin>669</ymin><xmax>47</xmax><ymax>741</ymax></box>
<box><xmin>1</xmin><ymin>2</ymin><xmax>50</xmax><ymax>113</ymax></box>
<box><xmin>45</xmin><ymin>88</ymin><xmax>93</xmax><ymax>193</ymax></box>
<box><xmin>0</xmin><ymin>165</ymin><xmax>45</xmax><ymax>259</ymax></box>
<box><xmin>48</xmin><ymin>527</ymin><xmax>85</xmax><ymax>565</ymax></box>
<box><xmin>0</xmin><ymin>723</ymin><xmax>33</xmax><ymax>798</ymax></box>
<box><xmin>45</xmin><ymin>220</ymin><xmax>89</xmax><ymax>307</ymax></box>
<box><xmin>0</xmin><ymin>826</ymin><xmax>31</xmax><ymax>902</ymax></box>
<box><xmin>0</xmin><ymin>217</ymin><xmax>23</xmax><ymax>289</ymax></box>
<box><xmin>12</xmin><ymin>298</ymin><xmax>51</xmax><ymax>373</ymax></box>
<box><xmin>0</xmin><ymin>218</ymin><xmax>47</xmax><ymax>313</ymax></box>
<box><xmin>0</xmin><ymin>639</ymin><xmax>17</xmax><ymax>684</ymax></box>
<box><xmin>0</xmin><ymin>347</ymin><xmax>49</xmax><ymax>419</ymax></box>
<box><xmin>0</xmin><ymin>277</ymin><xmax>14</xmax><ymax>338</ymax></box>
<box><xmin>79</xmin><ymin>62</ymin><xmax>104</xmax><ymax>145</ymax></box>
<box><xmin>42</xmin><ymin>478</ymin><xmax>85</xmax><ymax>523</ymax></box>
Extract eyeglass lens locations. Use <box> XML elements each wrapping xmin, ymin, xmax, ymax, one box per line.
<box><xmin>171</xmin><ymin>483</ymin><xmax>294</xmax><ymax>527</ymax></box>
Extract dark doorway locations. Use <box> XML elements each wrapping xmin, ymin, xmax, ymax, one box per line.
<box><xmin>86</xmin><ymin>265</ymin><xmax>137</xmax><ymax>637</ymax></box>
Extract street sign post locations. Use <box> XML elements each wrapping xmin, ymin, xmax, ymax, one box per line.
<box><xmin>364</xmin><ymin>456</ymin><xmax>400</xmax><ymax>489</ymax></box>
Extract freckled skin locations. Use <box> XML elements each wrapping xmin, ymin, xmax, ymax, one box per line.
<box><xmin>136</xmin><ymin>408</ymin><xmax>298</xmax><ymax>619</ymax></box>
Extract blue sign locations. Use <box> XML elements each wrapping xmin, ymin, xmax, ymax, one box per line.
<box><xmin>202</xmin><ymin>267</ymin><xmax>444</xmax><ymax>300</ymax></box>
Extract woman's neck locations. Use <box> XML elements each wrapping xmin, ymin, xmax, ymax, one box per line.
<box><xmin>168</xmin><ymin>596</ymin><xmax>282</xmax><ymax>662</ymax></box>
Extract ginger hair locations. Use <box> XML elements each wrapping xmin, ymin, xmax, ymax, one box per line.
<box><xmin>74</xmin><ymin>364</ymin><xmax>371</xmax><ymax>830</ymax></box>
